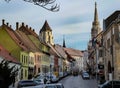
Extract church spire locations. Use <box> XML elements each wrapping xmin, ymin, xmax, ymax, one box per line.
<box><xmin>94</xmin><ymin>2</ymin><xmax>98</xmax><ymax>22</ymax></box>
<box><xmin>91</xmin><ymin>2</ymin><xmax>101</xmax><ymax>39</ymax></box>
<box><xmin>63</xmin><ymin>35</ymin><xmax>66</xmax><ymax>48</ymax></box>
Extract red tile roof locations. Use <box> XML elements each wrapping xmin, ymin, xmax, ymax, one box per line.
<box><xmin>64</xmin><ymin>48</ymin><xmax>83</xmax><ymax>57</ymax></box>
<box><xmin>18</xmin><ymin>23</ymin><xmax>38</xmax><ymax>38</ymax></box>
<box><xmin>48</xmin><ymin>43</ymin><xmax>61</xmax><ymax>57</ymax></box>
<box><xmin>0</xmin><ymin>44</ymin><xmax>20</xmax><ymax>64</ymax></box>
<box><xmin>5</xmin><ymin>25</ymin><xmax>28</xmax><ymax>51</ymax></box>
<box><xmin>54</xmin><ymin>44</ymin><xmax>67</xmax><ymax>59</ymax></box>
<box><xmin>15</xmin><ymin>30</ymin><xmax>39</xmax><ymax>52</ymax></box>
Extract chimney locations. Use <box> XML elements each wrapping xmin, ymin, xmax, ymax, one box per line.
<box><xmin>22</xmin><ymin>22</ymin><xmax>24</xmax><ymax>26</ymax></box>
<box><xmin>10</xmin><ymin>25</ymin><xmax>12</xmax><ymax>28</ymax></box>
<box><xmin>33</xmin><ymin>29</ymin><xmax>35</xmax><ymax>32</ymax></box>
<box><xmin>2</xmin><ymin>19</ymin><xmax>5</xmax><ymax>25</ymax></box>
<box><xmin>6</xmin><ymin>22</ymin><xmax>9</xmax><ymax>26</ymax></box>
<box><xmin>26</xmin><ymin>25</ymin><xmax>28</xmax><ymax>29</ymax></box>
<box><xmin>16</xmin><ymin>22</ymin><xmax>19</xmax><ymax>30</ymax></box>
<box><xmin>29</xmin><ymin>27</ymin><xmax>32</xmax><ymax>30</ymax></box>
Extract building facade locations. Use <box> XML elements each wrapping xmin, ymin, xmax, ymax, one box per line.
<box><xmin>103</xmin><ymin>11</ymin><xmax>120</xmax><ymax>80</ymax></box>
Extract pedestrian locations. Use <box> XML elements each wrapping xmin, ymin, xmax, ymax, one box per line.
<box><xmin>12</xmin><ymin>74</ymin><xmax>15</xmax><ymax>87</ymax></box>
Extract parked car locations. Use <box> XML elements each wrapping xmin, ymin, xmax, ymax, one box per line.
<box><xmin>17</xmin><ymin>80</ymin><xmax>39</xmax><ymax>88</ymax></box>
<box><xmin>72</xmin><ymin>66</ymin><xmax>79</xmax><ymax>76</ymax></box>
<box><xmin>22</xmin><ymin>83</ymin><xmax>64</xmax><ymax>88</ymax></box>
<box><xmin>45</xmin><ymin>84</ymin><xmax>57</xmax><ymax>88</ymax></box>
<box><xmin>98</xmin><ymin>80</ymin><xmax>120</xmax><ymax>88</ymax></box>
<box><xmin>34</xmin><ymin>74</ymin><xmax>50</xmax><ymax>84</ymax></box>
<box><xmin>34</xmin><ymin>75</ymin><xmax>45</xmax><ymax>84</ymax></box>
<box><xmin>82</xmin><ymin>72</ymin><xmax>90</xmax><ymax>79</ymax></box>
<box><xmin>56</xmin><ymin>83</ymin><xmax>64</xmax><ymax>88</ymax></box>
<box><xmin>33</xmin><ymin>78</ymin><xmax>44</xmax><ymax>85</ymax></box>
<box><xmin>46</xmin><ymin>74</ymin><xmax>58</xmax><ymax>83</ymax></box>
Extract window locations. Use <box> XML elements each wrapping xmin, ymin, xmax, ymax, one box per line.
<box><xmin>104</xmin><ymin>42</ymin><xmax>106</xmax><ymax>56</ymax></box>
<box><xmin>22</xmin><ymin>55</ymin><xmax>23</xmax><ymax>62</ymax></box>
<box><xmin>21</xmin><ymin>69</ymin><xmax>23</xmax><ymax>79</ymax></box>
<box><xmin>107</xmin><ymin>39</ymin><xmax>110</xmax><ymax>48</ymax></box>
<box><xmin>24</xmin><ymin>56</ymin><xmax>25</xmax><ymax>64</ymax></box>
<box><xmin>99</xmin><ymin>50</ymin><xmax>103</xmax><ymax>57</ymax></box>
<box><xmin>25</xmin><ymin>56</ymin><xmax>27</xmax><ymax>64</ymax></box>
<box><xmin>112</xmin><ymin>27</ymin><xmax>114</xmax><ymax>35</ymax></box>
<box><xmin>38</xmin><ymin>68</ymin><xmax>40</xmax><ymax>73</ymax></box>
<box><xmin>25</xmin><ymin>69</ymin><xmax>27</xmax><ymax>77</ymax></box>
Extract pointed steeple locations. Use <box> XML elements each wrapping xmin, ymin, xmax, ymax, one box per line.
<box><xmin>94</xmin><ymin>2</ymin><xmax>98</xmax><ymax>22</ymax></box>
<box><xmin>92</xmin><ymin>2</ymin><xmax>100</xmax><ymax>26</ymax></box>
<box><xmin>91</xmin><ymin>2</ymin><xmax>101</xmax><ymax>39</ymax></box>
<box><xmin>39</xmin><ymin>20</ymin><xmax>54</xmax><ymax>45</ymax></box>
<box><xmin>63</xmin><ymin>35</ymin><xmax>66</xmax><ymax>48</ymax></box>
<box><xmin>40</xmin><ymin>20</ymin><xmax>52</xmax><ymax>33</ymax></box>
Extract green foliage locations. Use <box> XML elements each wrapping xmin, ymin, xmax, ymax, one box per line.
<box><xmin>0</xmin><ymin>60</ymin><xmax>19</xmax><ymax>88</ymax></box>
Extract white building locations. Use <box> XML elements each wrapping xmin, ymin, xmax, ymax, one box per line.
<box><xmin>64</xmin><ymin>48</ymin><xmax>83</xmax><ymax>72</ymax></box>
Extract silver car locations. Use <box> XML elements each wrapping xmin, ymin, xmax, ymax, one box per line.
<box><xmin>45</xmin><ymin>84</ymin><xmax>57</xmax><ymax>88</ymax></box>
<box><xmin>98</xmin><ymin>80</ymin><xmax>120</xmax><ymax>88</ymax></box>
<box><xmin>55</xmin><ymin>83</ymin><xmax>64</xmax><ymax>88</ymax></box>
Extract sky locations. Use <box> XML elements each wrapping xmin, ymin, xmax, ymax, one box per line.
<box><xmin>0</xmin><ymin>0</ymin><xmax>120</xmax><ymax>50</ymax></box>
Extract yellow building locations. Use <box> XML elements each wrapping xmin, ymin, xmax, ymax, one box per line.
<box><xmin>20</xmin><ymin>51</ymin><xmax>29</xmax><ymax>80</ymax></box>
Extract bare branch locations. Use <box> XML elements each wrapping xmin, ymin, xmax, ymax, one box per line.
<box><xmin>24</xmin><ymin>0</ymin><xmax>59</xmax><ymax>12</ymax></box>
<box><xmin>4</xmin><ymin>0</ymin><xmax>60</xmax><ymax>12</ymax></box>
<box><xmin>4</xmin><ymin>0</ymin><xmax>11</xmax><ymax>2</ymax></box>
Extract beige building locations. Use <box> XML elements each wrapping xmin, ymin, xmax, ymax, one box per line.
<box><xmin>64</xmin><ymin>48</ymin><xmax>83</xmax><ymax>72</ymax></box>
<box><xmin>103</xmin><ymin>11</ymin><xmax>120</xmax><ymax>80</ymax></box>
<box><xmin>39</xmin><ymin>20</ymin><xmax>54</xmax><ymax>45</ymax></box>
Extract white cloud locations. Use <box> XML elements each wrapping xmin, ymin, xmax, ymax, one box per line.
<box><xmin>0</xmin><ymin>0</ymin><xmax>120</xmax><ymax>50</ymax></box>
<box><xmin>53</xmin><ymin>21</ymin><xmax>92</xmax><ymax>35</ymax></box>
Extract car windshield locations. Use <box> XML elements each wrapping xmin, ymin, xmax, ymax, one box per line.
<box><xmin>84</xmin><ymin>73</ymin><xmax>89</xmax><ymax>76</ymax></box>
<box><xmin>45</xmin><ymin>86</ymin><xmax>56</xmax><ymax>88</ymax></box>
<box><xmin>56</xmin><ymin>85</ymin><xmax>64</xmax><ymax>88</ymax></box>
<box><xmin>21</xmin><ymin>80</ymin><xmax>35</xmax><ymax>83</ymax></box>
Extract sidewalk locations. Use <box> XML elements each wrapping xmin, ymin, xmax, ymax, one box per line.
<box><xmin>9</xmin><ymin>82</ymin><xmax>18</xmax><ymax>88</ymax></box>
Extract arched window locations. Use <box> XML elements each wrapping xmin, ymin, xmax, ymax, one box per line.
<box><xmin>108</xmin><ymin>61</ymin><xmax>112</xmax><ymax>73</ymax></box>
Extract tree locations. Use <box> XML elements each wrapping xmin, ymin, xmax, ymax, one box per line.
<box><xmin>0</xmin><ymin>60</ymin><xmax>19</xmax><ymax>88</ymax></box>
<box><xmin>4</xmin><ymin>0</ymin><xmax>60</xmax><ymax>12</ymax></box>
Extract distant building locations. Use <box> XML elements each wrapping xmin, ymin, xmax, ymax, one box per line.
<box><xmin>64</xmin><ymin>48</ymin><xmax>83</xmax><ymax>72</ymax></box>
<box><xmin>83</xmin><ymin>50</ymin><xmax>89</xmax><ymax>71</ymax></box>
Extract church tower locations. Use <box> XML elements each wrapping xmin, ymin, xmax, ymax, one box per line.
<box><xmin>63</xmin><ymin>35</ymin><xmax>66</xmax><ymax>48</ymax></box>
<box><xmin>39</xmin><ymin>20</ymin><xmax>54</xmax><ymax>45</ymax></box>
<box><xmin>91</xmin><ymin>2</ymin><xmax>101</xmax><ymax>39</ymax></box>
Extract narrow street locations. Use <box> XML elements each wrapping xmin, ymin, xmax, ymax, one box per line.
<box><xmin>59</xmin><ymin>75</ymin><xmax>98</xmax><ymax>88</ymax></box>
